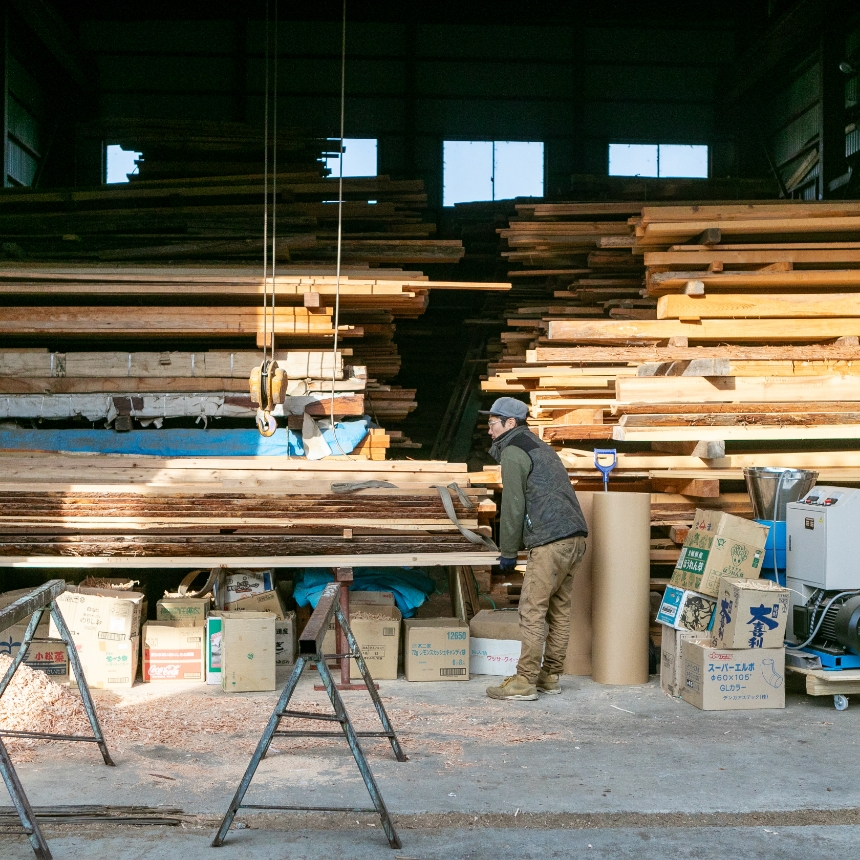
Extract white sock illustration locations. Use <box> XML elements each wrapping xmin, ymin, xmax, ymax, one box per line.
<box><xmin>761</xmin><ymin>658</ymin><xmax>783</xmax><ymax>689</ymax></box>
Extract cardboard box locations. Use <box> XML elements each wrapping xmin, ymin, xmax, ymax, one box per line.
<box><xmin>83</xmin><ymin>637</ymin><xmax>140</xmax><ymax>689</ymax></box>
<box><xmin>0</xmin><ymin>636</ymin><xmax>69</xmax><ymax>681</ymax></box>
<box><xmin>348</xmin><ymin>605</ymin><xmax>401</xmax><ymax>680</ymax></box>
<box><xmin>681</xmin><ymin>639</ymin><xmax>785</xmax><ymax>710</ymax></box>
<box><xmin>156</xmin><ymin>597</ymin><xmax>209</xmax><ymax>626</ymax></box>
<box><xmin>403</xmin><ymin>618</ymin><xmax>469</xmax><ymax>681</ymax></box>
<box><xmin>656</xmin><ymin>585</ymin><xmax>717</xmax><ymax>632</ymax></box>
<box><xmin>142</xmin><ymin>622</ymin><xmax>205</xmax><ymax>682</ymax></box>
<box><xmin>470</xmin><ymin>637</ymin><xmax>521</xmax><ymax>676</ymax></box>
<box><xmin>0</xmin><ymin>589</ymin><xmax>50</xmax><ymax>638</ymax></box>
<box><xmin>320</xmin><ymin>592</ymin><xmax>397</xmax><ymax>669</ymax></box>
<box><xmin>221</xmin><ymin>612</ymin><xmax>277</xmax><ymax>692</ymax></box>
<box><xmin>712</xmin><ymin>578</ymin><xmax>790</xmax><ymax>649</ymax></box>
<box><xmin>669</xmin><ymin>509</ymin><xmax>769</xmax><ymax>597</ymax></box>
<box><xmin>50</xmin><ymin>586</ymin><xmax>145</xmax><ymax>644</ymax></box>
<box><xmin>469</xmin><ymin>608</ymin><xmax>528</xmax><ymax>642</ymax></box>
<box><xmin>660</xmin><ymin>627</ymin><xmax>704</xmax><ymax>697</ymax></box>
<box><xmin>276</xmin><ymin>612</ymin><xmax>297</xmax><ymax>666</ymax></box>
<box><xmin>222</xmin><ymin>570</ymin><xmax>274</xmax><ymax>605</ymax></box>
<box><xmin>206</xmin><ymin>614</ymin><xmax>223</xmax><ymax>685</ymax></box>
<box><xmin>229</xmin><ymin>589</ymin><xmax>286</xmax><ymax>619</ymax></box>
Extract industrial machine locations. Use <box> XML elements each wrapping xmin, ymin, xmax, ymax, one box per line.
<box><xmin>786</xmin><ymin>486</ymin><xmax>860</xmax><ymax>670</ymax></box>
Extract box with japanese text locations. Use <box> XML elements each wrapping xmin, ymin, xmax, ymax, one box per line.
<box><xmin>0</xmin><ymin>636</ymin><xmax>69</xmax><ymax>681</ymax></box>
<box><xmin>669</xmin><ymin>509</ymin><xmax>768</xmax><ymax>597</ymax></box>
<box><xmin>347</xmin><ymin>605</ymin><xmax>401</xmax><ymax>680</ymax></box>
<box><xmin>84</xmin><ymin>637</ymin><xmax>139</xmax><ymax>689</ymax></box>
<box><xmin>156</xmin><ymin>597</ymin><xmax>209</xmax><ymax>626</ymax></box>
<box><xmin>142</xmin><ymin>623</ymin><xmax>205</xmax><ymax>682</ymax></box>
<box><xmin>221</xmin><ymin>570</ymin><xmax>274</xmax><ymax>605</ymax></box>
<box><xmin>712</xmin><ymin>578</ymin><xmax>790</xmax><ymax>650</ymax></box>
<box><xmin>404</xmin><ymin>618</ymin><xmax>469</xmax><ymax>681</ymax></box>
<box><xmin>469</xmin><ymin>637</ymin><xmax>521</xmax><ymax>676</ymax></box>
<box><xmin>660</xmin><ymin>627</ymin><xmax>704</xmax><ymax>697</ymax></box>
<box><xmin>713</xmin><ymin>578</ymin><xmax>790</xmax><ymax>648</ymax></box>
<box><xmin>221</xmin><ymin>612</ymin><xmax>276</xmax><ymax>693</ymax></box>
<box><xmin>656</xmin><ymin>585</ymin><xmax>717</xmax><ymax>632</ymax></box>
<box><xmin>206</xmin><ymin>614</ymin><xmax>223</xmax><ymax>685</ymax></box>
<box><xmin>228</xmin><ymin>589</ymin><xmax>286</xmax><ymax>619</ymax></box>
<box><xmin>681</xmin><ymin>639</ymin><xmax>785</xmax><ymax>711</ymax></box>
<box><xmin>50</xmin><ymin>586</ymin><xmax>145</xmax><ymax>644</ymax></box>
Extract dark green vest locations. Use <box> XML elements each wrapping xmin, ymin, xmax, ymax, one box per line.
<box><xmin>491</xmin><ymin>426</ymin><xmax>588</xmax><ymax>549</ymax></box>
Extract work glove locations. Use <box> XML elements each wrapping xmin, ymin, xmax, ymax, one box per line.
<box><xmin>498</xmin><ymin>556</ymin><xmax>517</xmax><ymax>571</ymax></box>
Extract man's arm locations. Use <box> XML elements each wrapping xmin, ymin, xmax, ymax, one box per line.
<box><xmin>499</xmin><ymin>446</ymin><xmax>531</xmax><ymax>558</ymax></box>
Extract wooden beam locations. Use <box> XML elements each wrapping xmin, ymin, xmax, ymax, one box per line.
<box><xmin>657</xmin><ymin>293</ymin><xmax>860</xmax><ymax>320</ymax></box>
<box><xmin>548</xmin><ymin>318</ymin><xmax>860</xmax><ymax>343</ymax></box>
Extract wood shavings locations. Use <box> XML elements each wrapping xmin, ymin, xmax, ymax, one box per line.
<box><xmin>0</xmin><ymin>654</ymin><xmax>91</xmax><ymax>760</ymax></box>
<box><xmin>349</xmin><ymin>611</ymin><xmax>393</xmax><ymax>621</ymax></box>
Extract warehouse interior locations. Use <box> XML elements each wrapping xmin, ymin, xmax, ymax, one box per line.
<box><xmin>3</xmin><ymin>1</ymin><xmax>860</xmax><ymax>858</ymax></box>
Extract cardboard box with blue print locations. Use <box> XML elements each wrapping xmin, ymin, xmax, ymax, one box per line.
<box><xmin>656</xmin><ymin>585</ymin><xmax>717</xmax><ymax>632</ymax></box>
<box><xmin>681</xmin><ymin>639</ymin><xmax>785</xmax><ymax>711</ymax></box>
<box><xmin>711</xmin><ymin>578</ymin><xmax>790</xmax><ymax>649</ymax></box>
<box><xmin>669</xmin><ymin>509</ymin><xmax>769</xmax><ymax>598</ymax></box>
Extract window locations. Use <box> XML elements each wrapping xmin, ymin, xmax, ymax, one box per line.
<box><xmin>325</xmin><ymin>138</ymin><xmax>377</xmax><ymax>177</ymax></box>
<box><xmin>608</xmin><ymin>143</ymin><xmax>708</xmax><ymax>178</ymax></box>
<box><xmin>105</xmin><ymin>144</ymin><xmax>141</xmax><ymax>184</ymax></box>
<box><xmin>443</xmin><ymin>140</ymin><xmax>544</xmax><ymax>207</ymax></box>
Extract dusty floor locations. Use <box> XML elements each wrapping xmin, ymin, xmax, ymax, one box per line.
<box><xmin>2</xmin><ymin>669</ymin><xmax>859</xmax><ymax>858</ymax></box>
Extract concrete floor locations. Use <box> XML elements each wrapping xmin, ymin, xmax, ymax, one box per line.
<box><xmin>2</xmin><ymin>670</ymin><xmax>859</xmax><ymax>858</ymax></box>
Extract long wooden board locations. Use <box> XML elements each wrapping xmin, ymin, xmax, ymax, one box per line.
<box><xmin>657</xmin><ymin>293</ymin><xmax>860</xmax><ymax>320</ymax></box>
<box><xmin>548</xmin><ymin>319</ymin><xmax>860</xmax><ymax>343</ymax></box>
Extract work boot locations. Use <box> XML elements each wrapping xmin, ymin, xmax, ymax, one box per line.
<box><xmin>486</xmin><ymin>674</ymin><xmax>538</xmax><ymax>701</ymax></box>
<box><xmin>536</xmin><ymin>669</ymin><xmax>561</xmax><ymax>695</ymax></box>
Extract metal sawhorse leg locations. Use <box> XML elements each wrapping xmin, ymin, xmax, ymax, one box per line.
<box><xmin>0</xmin><ymin>581</ymin><xmax>115</xmax><ymax>860</ymax></box>
<box><xmin>212</xmin><ymin>580</ymin><xmax>407</xmax><ymax>849</ymax></box>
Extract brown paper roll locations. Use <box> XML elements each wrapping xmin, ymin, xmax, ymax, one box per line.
<box><xmin>591</xmin><ymin>492</ymin><xmax>651</xmax><ymax>685</ymax></box>
<box><xmin>563</xmin><ymin>491</ymin><xmax>594</xmax><ymax>676</ymax></box>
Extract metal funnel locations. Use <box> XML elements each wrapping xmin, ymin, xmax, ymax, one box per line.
<box><xmin>743</xmin><ymin>467</ymin><xmax>818</xmax><ymax>521</ymax></box>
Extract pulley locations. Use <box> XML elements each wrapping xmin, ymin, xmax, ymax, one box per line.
<box><xmin>249</xmin><ymin>358</ymin><xmax>285</xmax><ymax>437</ymax></box>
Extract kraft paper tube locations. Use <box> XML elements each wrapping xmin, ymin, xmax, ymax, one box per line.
<box><xmin>591</xmin><ymin>492</ymin><xmax>651</xmax><ymax>685</ymax></box>
<box><xmin>563</xmin><ymin>491</ymin><xmax>594</xmax><ymax>676</ymax></box>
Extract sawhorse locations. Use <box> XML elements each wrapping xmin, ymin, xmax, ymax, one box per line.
<box><xmin>0</xmin><ymin>580</ymin><xmax>114</xmax><ymax>860</ymax></box>
<box><xmin>212</xmin><ymin>580</ymin><xmax>407</xmax><ymax>849</ymax></box>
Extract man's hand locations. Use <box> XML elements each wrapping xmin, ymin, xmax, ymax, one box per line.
<box><xmin>498</xmin><ymin>555</ymin><xmax>517</xmax><ymax>571</ymax></box>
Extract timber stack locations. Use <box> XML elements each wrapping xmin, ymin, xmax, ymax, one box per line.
<box><xmin>0</xmin><ymin>122</ymin><xmax>509</xmax><ymax>457</ymax></box>
<box><xmin>478</xmin><ymin>199</ymin><xmax>860</xmax><ymax>583</ymax></box>
<box><xmin>0</xmin><ymin>453</ymin><xmax>498</xmax><ymax>567</ymax></box>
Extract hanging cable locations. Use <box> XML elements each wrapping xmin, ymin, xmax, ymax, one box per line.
<box><xmin>328</xmin><ymin>0</ymin><xmax>353</xmax><ymax>459</ymax></box>
<box><xmin>270</xmin><ymin>0</ymin><xmax>279</xmax><ymax>358</ymax></box>
<box><xmin>261</xmin><ymin>0</ymin><xmax>270</xmax><ymax>365</ymax></box>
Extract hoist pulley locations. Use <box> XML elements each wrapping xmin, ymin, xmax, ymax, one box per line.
<box><xmin>249</xmin><ymin>358</ymin><xmax>285</xmax><ymax>437</ymax></box>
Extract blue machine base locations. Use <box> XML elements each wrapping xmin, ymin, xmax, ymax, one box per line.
<box><xmin>798</xmin><ymin>646</ymin><xmax>860</xmax><ymax>670</ymax></box>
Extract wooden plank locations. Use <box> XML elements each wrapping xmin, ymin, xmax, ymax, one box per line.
<box><xmin>617</xmin><ymin>375</ymin><xmax>860</xmax><ymax>404</ymax></box>
<box><xmin>649</xmin><ymin>270</ymin><xmax>860</xmax><ymax>295</ymax></box>
<box><xmin>614</xmin><ymin>425</ymin><xmax>860</xmax><ymax>441</ymax></box>
<box><xmin>529</xmin><ymin>346</ymin><xmax>860</xmax><ymax>363</ymax></box>
<box><xmin>658</xmin><ymin>293</ymin><xmax>860</xmax><ymax>320</ymax></box>
<box><xmin>650</xmin><ymin>478</ymin><xmax>720</xmax><ymax>497</ymax></box>
<box><xmin>644</xmin><ymin>249</ymin><xmax>860</xmax><ymax>266</ymax></box>
<box><xmin>548</xmin><ymin>318</ymin><xmax>860</xmax><ymax>343</ymax></box>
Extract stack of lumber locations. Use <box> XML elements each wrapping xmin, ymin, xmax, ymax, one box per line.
<box><xmin>0</xmin><ymin>452</ymin><xmax>498</xmax><ymax>567</ymax></box>
<box><xmin>477</xmin><ymin>200</ymin><xmax>860</xmax><ymax>585</ymax></box>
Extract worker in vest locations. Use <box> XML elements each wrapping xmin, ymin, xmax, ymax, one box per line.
<box><xmin>482</xmin><ymin>397</ymin><xmax>588</xmax><ymax>700</ymax></box>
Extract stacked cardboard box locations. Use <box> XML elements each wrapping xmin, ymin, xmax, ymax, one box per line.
<box><xmin>467</xmin><ymin>609</ymin><xmax>524</xmax><ymax>676</ymax></box>
<box><xmin>48</xmin><ymin>585</ymin><xmax>145</xmax><ymax>689</ymax></box>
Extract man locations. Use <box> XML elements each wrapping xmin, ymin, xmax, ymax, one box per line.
<box><xmin>482</xmin><ymin>396</ymin><xmax>588</xmax><ymax>701</ymax></box>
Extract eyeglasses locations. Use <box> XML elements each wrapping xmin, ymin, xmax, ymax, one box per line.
<box><xmin>488</xmin><ymin>418</ymin><xmax>506</xmax><ymax>428</ymax></box>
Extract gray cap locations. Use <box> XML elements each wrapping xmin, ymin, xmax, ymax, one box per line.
<box><xmin>479</xmin><ymin>397</ymin><xmax>529</xmax><ymax>420</ymax></box>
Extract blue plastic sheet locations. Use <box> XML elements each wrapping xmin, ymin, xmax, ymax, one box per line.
<box><xmin>321</xmin><ymin>420</ymin><xmax>369</xmax><ymax>455</ymax></box>
<box><xmin>293</xmin><ymin>567</ymin><xmax>436</xmax><ymax>618</ymax></box>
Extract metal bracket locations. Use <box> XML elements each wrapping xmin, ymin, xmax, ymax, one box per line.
<box><xmin>212</xmin><ymin>581</ymin><xmax>407</xmax><ymax>850</ymax></box>
<box><xmin>0</xmin><ymin>580</ymin><xmax>115</xmax><ymax>860</ymax></box>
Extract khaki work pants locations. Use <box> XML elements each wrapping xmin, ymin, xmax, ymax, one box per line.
<box><xmin>515</xmin><ymin>535</ymin><xmax>587</xmax><ymax>683</ymax></box>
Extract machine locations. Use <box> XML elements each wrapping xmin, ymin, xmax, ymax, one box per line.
<box><xmin>786</xmin><ymin>485</ymin><xmax>860</xmax><ymax>669</ymax></box>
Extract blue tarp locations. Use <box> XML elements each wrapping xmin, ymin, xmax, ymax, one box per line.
<box><xmin>293</xmin><ymin>567</ymin><xmax>437</xmax><ymax>618</ymax></box>
<box><xmin>0</xmin><ymin>422</ymin><xmax>369</xmax><ymax>457</ymax></box>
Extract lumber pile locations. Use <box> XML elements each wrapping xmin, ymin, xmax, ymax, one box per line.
<box><xmin>478</xmin><ymin>199</ymin><xmax>860</xmax><ymax>585</ymax></box>
<box><xmin>0</xmin><ymin>452</ymin><xmax>498</xmax><ymax>566</ymax></box>
<box><xmin>0</xmin><ymin>122</ymin><xmax>510</xmax><ymax>447</ymax></box>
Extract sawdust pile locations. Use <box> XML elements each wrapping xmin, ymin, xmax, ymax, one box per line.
<box><xmin>350</xmin><ymin>611</ymin><xmax>394</xmax><ymax>621</ymax></box>
<box><xmin>0</xmin><ymin>655</ymin><xmax>91</xmax><ymax>759</ymax></box>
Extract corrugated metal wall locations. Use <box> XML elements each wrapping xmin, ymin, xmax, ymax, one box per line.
<box><xmin>78</xmin><ymin>19</ymin><xmax>735</xmax><ymax>203</ymax></box>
